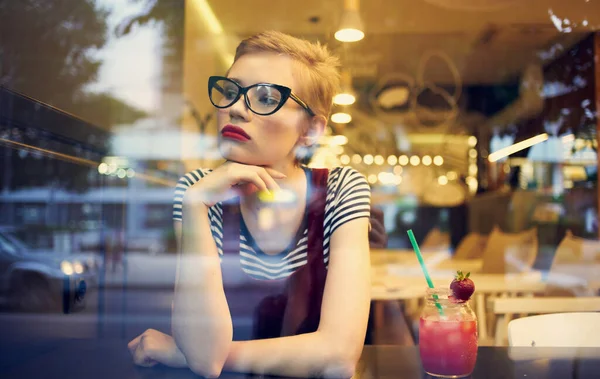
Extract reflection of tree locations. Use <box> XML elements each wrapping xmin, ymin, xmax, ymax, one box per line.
<box><xmin>0</xmin><ymin>0</ymin><xmax>147</xmax><ymax>129</ymax></box>
<box><xmin>76</xmin><ymin>92</ymin><xmax>147</xmax><ymax>128</ymax></box>
<box><xmin>0</xmin><ymin>1</ymin><xmax>151</xmax><ymax>196</ymax></box>
<box><xmin>116</xmin><ymin>0</ymin><xmax>184</xmax><ymax>116</ymax></box>
<box><xmin>0</xmin><ymin>2</ymin><xmax>159</xmax><ymax>234</ymax></box>
<box><xmin>0</xmin><ymin>1</ymin><xmax>110</xmax><ymax>192</ymax></box>
<box><xmin>115</xmin><ymin>0</ymin><xmax>184</xmax><ymax>36</ymax></box>
<box><xmin>1</xmin><ymin>1</ymin><xmax>105</xmax><ymax>111</ymax></box>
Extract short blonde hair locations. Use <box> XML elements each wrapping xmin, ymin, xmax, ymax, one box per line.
<box><xmin>233</xmin><ymin>31</ymin><xmax>340</xmax><ymax>119</ymax></box>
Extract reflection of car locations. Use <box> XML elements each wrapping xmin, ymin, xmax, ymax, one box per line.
<box><xmin>0</xmin><ymin>227</ymin><xmax>99</xmax><ymax>313</ymax></box>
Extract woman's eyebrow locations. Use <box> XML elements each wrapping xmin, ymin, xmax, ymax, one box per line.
<box><xmin>227</xmin><ymin>77</ymin><xmax>244</xmax><ymax>86</ymax></box>
<box><xmin>228</xmin><ymin>77</ymin><xmax>274</xmax><ymax>87</ymax></box>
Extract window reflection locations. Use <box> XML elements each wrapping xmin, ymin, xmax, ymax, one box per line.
<box><xmin>0</xmin><ymin>0</ymin><xmax>599</xmax><ymax>364</ymax></box>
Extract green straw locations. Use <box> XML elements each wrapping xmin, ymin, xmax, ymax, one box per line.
<box><xmin>407</xmin><ymin>229</ymin><xmax>445</xmax><ymax>316</ymax></box>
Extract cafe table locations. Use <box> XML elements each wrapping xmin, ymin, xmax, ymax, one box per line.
<box><xmin>370</xmin><ymin>249</ymin><xmax>483</xmax><ymax>277</ymax></box>
<box><xmin>370</xmin><ymin>271</ymin><xmax>550</xmax><ymax>341</ymax></box>
<box><xmin>1</xmin><ymin>338</ymin><xmax>599</xmax><ymax>378</ymax></box>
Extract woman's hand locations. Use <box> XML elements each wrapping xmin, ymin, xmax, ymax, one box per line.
<box><xmin>128</xmin><ymin>329</ymin><xmax>188</xmax><ymax>368</ymax></box>
<box><xmin>187</xmin><ymin>161</ymin><xmax>286</xmax><ymax>206</ymax></box>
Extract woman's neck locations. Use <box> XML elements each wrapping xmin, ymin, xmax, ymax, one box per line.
<box><xmin>239</xmin><ymin>162</ymin><xmax>309</xmax><ymax>252</ymax></box>
<box><xmin>266</xmin><ymin>160</ymin><xmax>302</xmax><ymax>179</ymax></box>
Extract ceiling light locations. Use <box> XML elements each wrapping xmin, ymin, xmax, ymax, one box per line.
<box><xmin>335</xmin><ymin>0</ymin><xmax>365</xmax><ymax>42</ymax></box>
<box><xmin>334</xmin><ymin>17</ymin><xmax>364</xmax><ymax>42</ymax></box>
<box><xmin>469</xmin><ymin>164</ymin><xmax>478</xmax><ymax>176</ymax></box>
<box><xmin>333</xmin><ymin>93</ymin><xmax>356</xmax><ymax>105</ymax></box>
<box><xmin>333</xmin><ymin>70</ymin><xmax>356</xmax><ymax>105</ymax></box>
<box><xmin>488</xmin><ymin>133</ymin><xmax>548</xmax><ymax>162</ymax></box>
<box><xmin>330</xmin><ymin>135</ymin><xmax>349</xmax><ymax>145</ymax></box>
<box><xmin>331</xmin><ymin>112</ymin><xmax>352</xmax><ymax>124</ymax></box>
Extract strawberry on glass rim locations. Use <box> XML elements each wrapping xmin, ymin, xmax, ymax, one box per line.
<box><xmin>450</xmin><ymin>270</ymin><xmax>475</xmax><ymax>302</ymax></box>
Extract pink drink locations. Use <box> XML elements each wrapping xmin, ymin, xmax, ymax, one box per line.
<box><xmin>419</xmin><ymin>316</ymin><xmax>478</xmax><ymax>378</ymax></box>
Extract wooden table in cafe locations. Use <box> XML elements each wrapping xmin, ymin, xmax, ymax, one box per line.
<box><xmin>369</xmin><ymin>250</ymin><xmax>600</xmax><ymax>344</ymax></box>
<box><xmin>369</xmin><ymin>249</ymin><xmax>547</xmax><ymax>343</ymax></box>
<box><xmin>1</xmin><ymin>338</ymin><xmax>599</xmax><ymax>378</ymax></box>
<box><xmin>369</xmin><ymin>250</ymin><xmax>600</xmax><ymax>299</ymax></box>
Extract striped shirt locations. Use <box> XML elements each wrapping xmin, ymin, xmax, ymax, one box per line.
<box><xmin>173</xmin><ymin>166</ymin><xmax>371</xmax><ymax>280</ymax></box>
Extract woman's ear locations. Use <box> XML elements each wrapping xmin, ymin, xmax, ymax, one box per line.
<box><xmin>299</xmin><ymin>115</ymin><xmax>327</xmax><ymax>147</ymax></box>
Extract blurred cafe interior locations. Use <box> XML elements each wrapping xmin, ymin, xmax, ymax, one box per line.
<box><xmin>1</xmin><ymin>0</ymin><xmax>600</xmax><ymax>360</ymax></box>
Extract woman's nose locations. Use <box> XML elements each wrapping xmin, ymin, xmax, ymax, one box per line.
<box><xmin>228</xmin><ymin>94</ymin><xmax>252</xmax><ymax>121</ymax></box>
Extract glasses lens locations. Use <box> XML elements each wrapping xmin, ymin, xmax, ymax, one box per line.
<box><xmin>247</xmin><ymin>85</ymin><xmax>283</xmax><ymax>115</ymax></box>
<box><xmin>210</xmin><ymin>79</ymin><xmax>239</xmax><ymax>108</ymax></box>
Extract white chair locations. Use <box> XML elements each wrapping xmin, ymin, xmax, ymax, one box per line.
<box><xmin>508</xmin><ymin>312</ymin><xmax>600</xmax><ymax>347</ymax></box>
<box><xmin>490</xmin><ymin>297</ymin><xmax>600</xmax><ymax>346</ymax></box>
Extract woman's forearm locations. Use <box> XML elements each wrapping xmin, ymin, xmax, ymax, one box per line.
<box><xmin>224</xmin><ymin>332</ymin><xmax>359</xmax><ymax>378</ymax></box>
<box><xmin>171</xmin><ymin>202</ymin><xmax>233</xmax><ymax>377</ymax></box>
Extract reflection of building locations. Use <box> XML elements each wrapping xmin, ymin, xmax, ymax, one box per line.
<box><xmin>0</xmin><ymin>86</ymin><xmax>110</xmax><ymax>194</ymax></box>
<box><xmin>0</xmin><ymin>87</ymin><xmax>177</xmax><ymax>252</ymax></box>
<box><xmin>1</xmin><ymin>186</ymin><xmax>174</xmax><ymax>242</ymax></box>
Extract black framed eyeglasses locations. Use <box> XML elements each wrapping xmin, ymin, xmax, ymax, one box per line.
<box><xmin>208</xmin><ymin>76</ymin><xmax>315</xmax><ymax>117</ymax></box>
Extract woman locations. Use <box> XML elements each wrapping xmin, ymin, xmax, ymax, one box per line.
<box><xmin>128</xmin><ymin>31</ymin><xmax>372</xmax><ymax>378</ymax></box>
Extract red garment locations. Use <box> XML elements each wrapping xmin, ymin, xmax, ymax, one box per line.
<box><xmin>221</xmin><ymin>168</ymin><xmax>328</xmax><ymax>340</ymax></box>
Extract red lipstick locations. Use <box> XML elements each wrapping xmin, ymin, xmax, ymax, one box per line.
<box><xmin>221</xmin><ymin>125</ymin><xmax>251</xmax><ymax>142</ymax></box>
